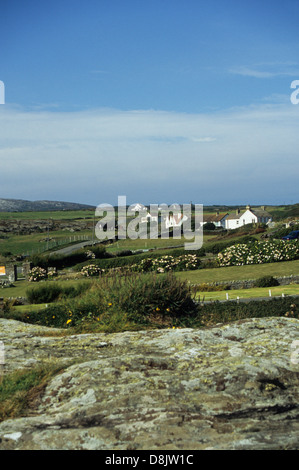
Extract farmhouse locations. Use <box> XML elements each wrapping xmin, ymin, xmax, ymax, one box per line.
<box><xmin>201</xmin><ymin>212</ymin><xmax>228</xmax><ymax>229</ymax></box>
<box><xmin>225</xmin><ymin>205</ymin><xmax>272</xmax><ymax>230</ymax></box>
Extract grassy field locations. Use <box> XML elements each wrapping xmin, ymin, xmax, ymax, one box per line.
<box><xmin>0</xmin><ymin>210</ymin><xmax>95</xmax><ymax>220</ymax></box>
<box><xmin>10</xmin><ymin>283</ymin><xmax>299</xmax><ymax>310</ymax></box>
<box><xmin>105</xmin><ymin>233</ymin><xmax>218</xmax><ymax>253</ymax></box>
<box><xmin>0</xmin><ymin>277</ymin><xmax>93</xmax><ymax>299</ymax></box>
<box><xmin>195</xmin><ymin>284</ymin><xmax>299</xmax><ymax>301</ymax></box>
<box><xmin>1</xmin><ymin>258</ymin><xmax>299</xmax><ymax>303</ymax></box>
<box><xmin>176</xmin><ymin>259</ymin><xmax>299</xmax><ymax>284</ymax></box>
<box><xmin>0</xmin><ymin>229</ymin><xmax>93</xmax><ymax>256</ymax></box>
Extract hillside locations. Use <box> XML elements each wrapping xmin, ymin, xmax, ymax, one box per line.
<box><xmin>0</xmin><ymin>198</ymin><xmax>95</xmax><ymax>212</ymax></box>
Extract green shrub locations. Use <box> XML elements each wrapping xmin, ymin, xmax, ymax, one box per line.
<box><xmin>203</xmin><ymin>222</ymin><xmax>216</xmax><ymax>231</ymax></box>
<box><xmin>116</xmin><ymin>250</ymin><xmax>133</xmax><ymax>257</ymax></box>
<box><xmin>26</xmin><ymin>282</ymin><xmax>90</xmax><ymax>304</ymax></box>
<box><xmin>31</xmin><ymin>245</ymin><xmax>110</xmax><ymax>270</ymax></box>
<box><xmin>195</xmin><ymin>297</ymin><xmax>299</xmax><ymax>328</ymax></box>
<box><xmin>81</xmin><ymin>264</ymin><xmax>104</xmax><ymax>277</ymax></box>
<box><xmin>22</xmin><ymin>272</ymin><xmax>198</xmax><ymax>329</ymax></box>
<box><xmin>110</xmin><ymin>272</ymin><xmax>198</xmax><ymax>321</ymax></box>
<box><xmin>197</xmin><ymin>283</ymin><xmax>230</xmax><ymax>292</ymax></box>
<box><xmin>207</xmin><ymin>236</ymin><xmax>256</xmax><ymax>255</ymax></box>
<box><xmin>26</xmin><ymin>284</ymin><xmax>63</xmax><ymax>303</ymax></box>
<box><xmin>28</xmin><ymin>266</ymin><xmax>47</xmax><ymax>282</ymax></box>
<box><xmin>218</xmin><ymin>239</ymin><xmax>299</xmax><ymax>266</ymax></box>
<box><xmin>76</xmin><ymin>248</ymin><xmax>205</xmax><ymax>272</ymax></box>
<box><xmin>253</xmin><ymin>276</ymin><xmax>279</xmax><ymax>288</ymax></box>
<box><xmin>269</xmin><ymin>224</ymin><xmax>299</xmax><ymax>239</ymax></box>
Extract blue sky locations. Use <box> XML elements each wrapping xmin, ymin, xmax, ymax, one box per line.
<box><xmin>1</xmin><ymin>0</ymin><xmax>299</xmax><ymax>206</ymax></box>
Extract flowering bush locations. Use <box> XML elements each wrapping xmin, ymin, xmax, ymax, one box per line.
<box><xmin>28</xmin><ymin>266</ymin><xmax>47</xmax><ymax>282</ymax></box>
<box><xmin>218</xmin><ymin>240</ymin><xmax>299</xmax><ymax>267</ymax></box>
<box><xmin>81</xmin><ymin>264</ymin><xmax>104</xmax><ymax>277</ymax></box>
<box><xmin>47</xmin><ymin>268</ymin><xmax>57</xmax><ymax>280</ymax></box>
<box><xmin>131</xmin><ymin>254</ymin><xmax>200</xmax><ymax>273</ymax></box>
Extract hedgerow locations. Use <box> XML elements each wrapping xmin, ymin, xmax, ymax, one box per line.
<box><xmin>218</xmin><ymin>240</ymin><xmax>299</xmax><ymax>267</ymax></box>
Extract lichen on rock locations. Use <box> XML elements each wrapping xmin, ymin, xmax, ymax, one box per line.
<box><xmin>0</xmin><ymin>317</ymin><xmax>298</xmax><ymax>450</ymax></box>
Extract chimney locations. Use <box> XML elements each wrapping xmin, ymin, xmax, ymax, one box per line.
<box><xmin>236</xmin><ymin>208</ymin><xmax>240</xmax><ymax>215</ymax></box>
<box><xmin>246</xmin><ymin>205</ymin><xmax>251</xmax><ymax>210</ymax></box>
<box><xmin>261</xmin><ymin>205</ymin><xmax>265</xmax><ymax>211</ymax></box>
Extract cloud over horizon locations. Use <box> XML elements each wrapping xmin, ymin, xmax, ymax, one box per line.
<box><xmin>0</xmin><ymin>100</ymin><xmax>298</xmax><ymax>206</ymax></box>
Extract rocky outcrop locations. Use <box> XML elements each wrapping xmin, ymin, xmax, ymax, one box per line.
<box><xmin>0</xmin><ymin>218</ymin><xmax>93</xmax><ymax>235</ymax></box>
<box><xmin>0</xmin><ymin>317</ymin><xmax>298</xmax><ymax>450</ymax></box>
<box><xmin>0</xmin><ymin>198</ymin><xmax>95</xmax><ymax>212</ymax></box>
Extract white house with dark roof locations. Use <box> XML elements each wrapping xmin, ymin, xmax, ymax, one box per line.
<box><xmin>225</xmin><ymin>205</ymin><xmax>272</xmax><ymax>230</ymax></box>
<box><xmin>201</xmin><ymin>212</ymin><xmax>228</xmax><ymax>229</ymax></box>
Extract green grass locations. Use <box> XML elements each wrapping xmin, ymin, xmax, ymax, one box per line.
<box><xmin>0</xmin><ymin>229</ymin><xmax>93</xmax><ymax>256</ymax></box>
<box><xmin>176</xmin><ymin>259</ymin><xmax>299</xmax><ymax>284</ymax></box>
<box><xmin>2</xmin><ymin>258</ymin><xmax>299</xmax><ymax>301</ymax></box>
<box><xmin>0</xmin><ymin>362</ymin><xmax>66</xmax><ymax>422</ymax></box>
<box><xmin>0</xmin><ymin>277</ymin><xmax>94</xmax><ymax>299</ymax></box>
<box><xmin>13</xmin><ymin>303</ymin><xmax>50</xmax><ymax>313</ymax></box>
<box><xmin>0</xmin><ymin>210</ymin><xmax>95</xmax><ymax>220</ymax></box>
<box><xmin>196</xmin><ymin>284</ymin><xmax>299</xmax><ymax>301</ymax></box>
<box><xmin>0</xmin><ymin>279</ymin><xmax>30</xmax><ymax>298</ymax></box>
<box><xmin>105</xmin><ymin>234</ymin><xmax>218</xmax><ymax>253</ymax></box>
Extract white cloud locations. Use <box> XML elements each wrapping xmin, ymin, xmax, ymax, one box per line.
<box><xmin>229</xmin><ymin>62</ymin><xmax>299</xmax><ymax>79</ymax></box>
<box><xmin>0</xmin><ymin>101</ymin><xmax>298</xmax><ymax>205</ymax></box>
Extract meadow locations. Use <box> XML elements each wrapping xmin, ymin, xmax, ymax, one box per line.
<box><xmin>1</xmin><ymin>205</ymin><xmax>299</xmax><ymax>333</ymax></box>
<box><xmin>0</xmin><ymin>229</ymin><xmax>93</xmax><ymax>257</ymax></box>
<box><xmin>0</xmin><ymin>209</ymin><xmax>95</xmax><ymax>220</ymax></box>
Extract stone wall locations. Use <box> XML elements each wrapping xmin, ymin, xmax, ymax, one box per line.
<box><xmin>1</xmin><ymin>262</ymin><xmax>33</xmax><ymax>283</ymax></box>
<box><xmin>0</xmin><ymin>219</ymin><xmax>93</xmax><ymax>235</ymax></box>
<box><xmin>212</xmin><ymin>275</ymin><xmax>299</xmax><ymax>290</ymax></box>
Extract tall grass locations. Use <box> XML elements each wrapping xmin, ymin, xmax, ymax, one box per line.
<box><xmin>18</xmin><ymin>272</ymin><xmax>198</xmax><ymax>330</ymax></box>
<box><xmin>26</xmin><ymin>282</ymin><xmax>91</xmax><ymax>304</ymax></box>
<box><xmin>0</xmin><ymin>363</ymin><xmax>66</xmax><ymax>422</ymax></box>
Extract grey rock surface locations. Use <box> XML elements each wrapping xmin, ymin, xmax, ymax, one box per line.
<box><xmin>0</xmin><ymin>317</ymin><xmax>298</xmax><ymax>450</ymax></box>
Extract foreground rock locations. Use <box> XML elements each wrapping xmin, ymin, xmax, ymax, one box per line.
<box><xmin>0</xmin><ymin>317</ymin><xmax>298</xmax><ymax>450</ymax></box>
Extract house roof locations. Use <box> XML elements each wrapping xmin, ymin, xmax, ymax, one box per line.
<box><xmin>226</xmin><ymin>207</ymin><xmax>272</xmax><ymax>221</ymax></box>
<box><xmin>250</xmin><ymin>209</ymin><xmax>272</xmax><ymax>219</ymax></box>
<box><xmin>203</xmin><ymin>213</ymin><xmax>228</xmax><ymax>223</ymax></box>
<box><xmin>225</xmin><ymin>211</ymin><xmax>245</xmax><ymax>220</ymax></box>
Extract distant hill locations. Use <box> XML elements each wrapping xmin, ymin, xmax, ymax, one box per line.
<box><xmin>0</xmin><ymin>198</ymin><xmax>95</xmax><ymax>212</ymax></box>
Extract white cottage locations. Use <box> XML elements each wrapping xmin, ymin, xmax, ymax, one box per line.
<box><xmin>200</xmin><ymin>212</ymin><xmax>228</xmax><ymax>229</ymax></box>
<box><xmin>225</xmin><ymin>205</ymin><xmax>272</xmax><ymax>230</ymax></box>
